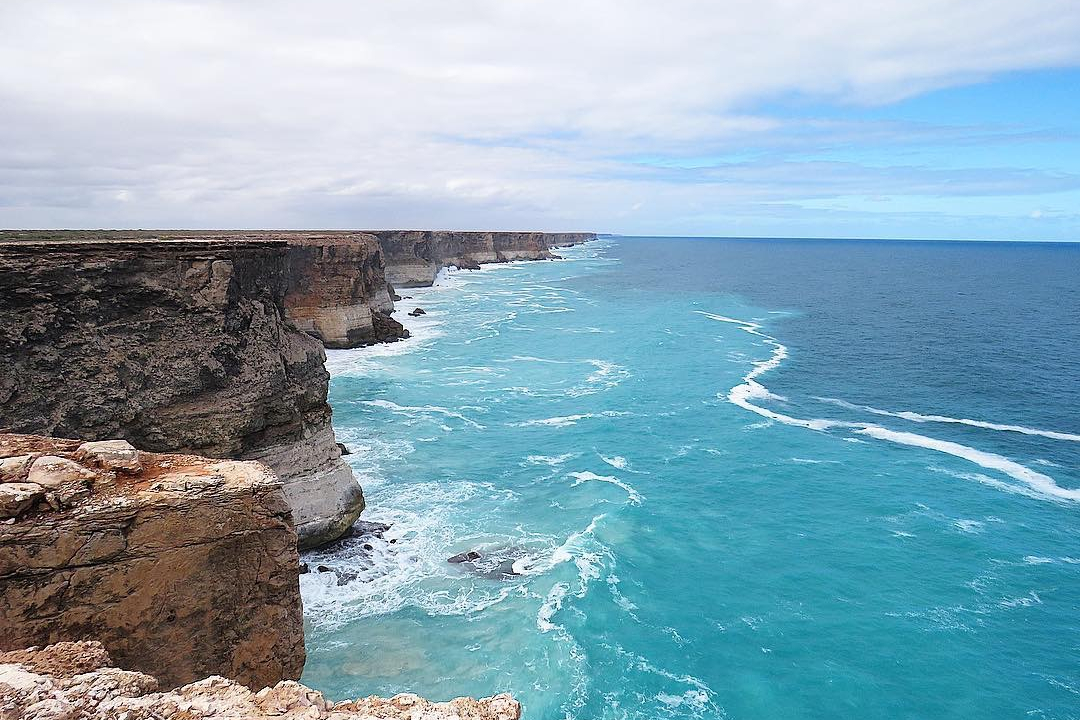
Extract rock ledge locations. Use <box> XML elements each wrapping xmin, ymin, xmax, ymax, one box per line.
<box><xmin>0</xmin><ymin>641</ymin><xmax>521</xmax><ymax>720</ymax></box>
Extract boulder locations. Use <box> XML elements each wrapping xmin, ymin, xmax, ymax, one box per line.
<box><xmin>26</xmin><ymin>455</ymin><xmax>96</xmax><ymax>488</ymax></box>
<box><xmin>75</xmin><ymin>439</ymin><xmax>142</xmax><ymax>473</ymax></box>
<box><xmin>0</xmin><ymin>482</ymin><xmax>44</xmax><ymax>518</ymax></box>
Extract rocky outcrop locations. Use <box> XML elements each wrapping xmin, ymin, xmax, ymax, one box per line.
<box><xmin>283</xmin><ymin>234</ymin><xmax>409</xmax><ymax>349</ymax></box>
<box><xmin>0</xmin><ymin>434</ymin><xmax>304</xmax><ymax>690</ymax></box>
<box><xmin>0</xmin><ymin>232</ymin><xmax>363</xmax><ymax>548</ymax></box>
<box><xmin>369</xmin><ymin>231</ymin><xmax>595</xmax><ymax>287</ymax></box>
<box><xmin>0</xmin><ymin>641</ymin><xmax>521</xmax><ymax>720</ymax></box>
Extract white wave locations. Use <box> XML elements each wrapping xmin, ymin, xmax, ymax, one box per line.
<box><xmin>699</xmin><ymin>310</ymin><xmax>1080</xmax><ymax>504</ymax></box>
<box><xmin>569</xmin><ymin>470</ymin><xmax>643</xmax><ymax>505</ymax></box>
<box><xmin>361</xmin><ymin>399</ymin><xmax>485</xmax><ymax>429</ymax></box>
<box><xmin>536</xmin><ymin>581</ymin><xmax>569</xmax><ymax>633</ymax></box>
<box><xmin>526</xmin><ymin>453</ymin><xmax>578</xmax><ymax>466</ymax></box>
<box><xmin>600</xmin><ymin>454</ymin><xmax>628</xmax><ymax>470</ymax></box>
<box><xmin>299</xmin><ymin>480</ymin><xmax>521</xmax><ymax>629</ymax></box>
<box><xmin>858</xmin><ymin>426</ymin><xmax>1080</xmax><ymax>501</ymax></box>
<box><xmin>511</xmin><ymin>410</ymin><xmax>630</xmax><ymax>428</ymax></box>
<box><xmin>953</xmin><ymin>519</ymin><xmax>984</xmax><ymax>534</ymax></box>
<box><xmin>566</xmin><ymin>359</ymin><xmax>630</xmax><ymax>397</ymax></box>
<box><xmin>815</xmin><ymin>396</ymin><xmax>1080</xmax><ymax>443</ymax></box>
<box><xmin>790</xmin><ymin>457</ymin><xmax>841</xmax><ymax>464</ymax></box>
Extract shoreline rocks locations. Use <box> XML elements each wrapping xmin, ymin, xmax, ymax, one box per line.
<box><xmin>0</xmin><ymin>433</ymin><xmax>304</xmax><ymax>690</ymax></box>
<box><xmin>0</xmin><ymin>641</ymin><xmax>521</xmax><ymax>720</ymax></box>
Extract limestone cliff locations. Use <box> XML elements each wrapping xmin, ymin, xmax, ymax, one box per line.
<box><xmin>283</xmin><ymin>233</ymin><xmax>408</xmax><ymax>349</ymax></box>
<box><xmin>546</xmin><ymin>232</ymin><xmax>598</xmax><ymax>249</ymax></box>
<box><xmin>0</xmin><ymin>641</ymin><xmax>521</xmax><ymax>720</ymax></box>
<box><xmin>0</xmin><ymin>232</ymin><xmax>362</xmax><ymax>548</ymax></box>
<box><xmin>369</xmin><ymin>230</ymin><xmax>595</xmax><ymax>287</ymax></box>
<box><xmin>0</xmin><ymin>434</ymin><xmax>304</xmax><ymax>690</ymax></box>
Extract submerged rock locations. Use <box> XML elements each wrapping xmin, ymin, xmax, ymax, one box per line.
<box><xmin>447</xmin><ymin>545</ymin><xmax>532</xmax><ymax>580</ymax></box>
<box><xmin>408</xmin><ymin>307</ymin><xmax>427</xmax><ymax>317</ymax></box>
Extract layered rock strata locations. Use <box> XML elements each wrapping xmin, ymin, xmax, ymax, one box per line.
<box><xmin>283</xmin><ymin>233</ymin><xmax>408</xmax><ymax>349</ymax></box>
<box><xmin>0</xmin><ymin>434</ymin><xmax>304</xmax><ymax>690</ymax></box>
<box><xmin>544</xmin><ymin>232</ymin><xmax>597</xmax><ymax>248</ymax></box>
<box><xmin>368</xmin><ymin>231</ymin><xmax>596</xmax><ymax>287</ymax></box>
<box><xmin>0</xmin><ymin>641</ymin><xmax>521</xmax><ymax>720</ymax></box>
<box><xmin>0</xmin><ymin>232</ymin><xmax>362</xmax><ymax>548</ymax></box>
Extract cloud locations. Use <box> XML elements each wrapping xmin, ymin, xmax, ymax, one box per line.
<box><xmin>0</xmin><ymin>0</ymin><xmax>1079</xmax><ymax>235</ymax></box>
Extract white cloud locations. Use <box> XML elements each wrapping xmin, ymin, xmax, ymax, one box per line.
<box><xmin>1</xmin><ymin>0</ymin><xmax>1079</xmax><ymax>235</ymax></box>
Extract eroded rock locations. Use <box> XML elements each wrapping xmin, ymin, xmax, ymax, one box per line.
<box><xmin>0</xmin><ymin>433</ymin><xmax>304</xmax><ymax>690</ymax></box>
<box><xmin>0</xmin><ymin>641</ymin><xmax>521</xmax><ymax>720</ymax></box>
<box><xmin>74</xmin><ymin>440</ymin><xmax>142</xmax><ymax>474</ymax></box>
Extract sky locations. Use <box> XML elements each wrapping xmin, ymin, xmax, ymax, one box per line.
<box><xmin>2</xmin><ymin>1</ymin><xmax>1079</xmax><ymax>240</ymax></box>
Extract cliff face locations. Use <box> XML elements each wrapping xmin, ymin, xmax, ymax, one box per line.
<box><xmin>283</xmin><ymin>234</ymin><xmax>408</xmax><ymax>349</ymax></box>
<box><xmin>0</xmin><ymin>641</ymin><xmax>521</xmax><ymax>720</ymax></box>
<box><xmin>545</xmin><ymin>232</ymin><xmax>597</xmax><ymax>248</ymax></box>
<box><xmin>0</xmin><ymin>433</ymin><xmax>304</xmax><ymax>690</ymax></box>
<box><xmin>369</xmin><ymin>231</ymin><xmax>566</xmax><ymax>287</ymax></box>
<box><xmin>0</xmin><ymin>233</ymin><xmax>362</xmax><ymax>548</ymax></box>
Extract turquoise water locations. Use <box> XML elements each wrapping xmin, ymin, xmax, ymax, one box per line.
<box><xmin>301</xmin><ymin>237</ymin><xmax>1080</xmax><ymax>719</ymax></box>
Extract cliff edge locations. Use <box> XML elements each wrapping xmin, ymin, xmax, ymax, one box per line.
<box><xmin>0</xmin><ymin>433</ymin><xmax>304</xmax><ymax>690</ymax></box>
<box><xmin>0</xmin><ymin>233</ymin><xmax>362</xmax><ymax>548</ymax></box>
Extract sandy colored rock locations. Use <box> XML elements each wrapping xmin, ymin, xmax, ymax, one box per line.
<box><xmin>27</xmin><ymin>455</ymin><xmax>97</xmax><ymax>488</ymax></box>
<box><xmin>0</xmin><ymin>232</ymin><xmax>362</xmax><ymax>548</ymax></box>
<box><xmin>0</xmin><ymin>433</ymin><xmax>304</xmax><ymax>691</ymax></box>
<box><xmin>0</xmin><ymin>482</ymin><xmax>43</xmax><ymax>518</ymax></box>
<box><xmin>0</xmin><ymin>641</ymin><xmax>520</xmax><ymax>720</ymax></box>
<box><xmin>74</xmin><ymin>440</ymin><xmax>142</xmax><ymax>473</ymax></box>
<box><xmin>0</xmin><ymin>454</ymin><xmax>34</xmax><ymax>482</ymax></box>
<box><xmin>284</xmin><ymin>234</ymin><xmax>409</xmax><ymax>349</ymax></box>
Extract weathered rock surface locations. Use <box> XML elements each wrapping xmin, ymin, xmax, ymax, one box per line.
<box><xmin>0</xmin><ymin>641</ymin><xmax>521</xmax><ymax>720</ymax></box>
<box><xmin>283</xmin><ymin>233</ymin><xmax>409</xmax><ymax>349</ymax></box>
<box><xmin>0</xmin><ymin>434</ymin><xmax>304</xmax><ymax>690</ymax></box>
<box><xmin>0</xmin><ymin>232</ymin><xmax>362</xmax><ymax>548</ymax></box>
<box><xmin>368</xmin><ymin>231</ymin><xmax>596</xmax><ymax>287</ymax></box>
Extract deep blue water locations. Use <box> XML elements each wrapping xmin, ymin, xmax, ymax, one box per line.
<box><xmin>301</xmin><ymin>237</ymin><xmax>1080</xmax><ymax>719</ymax></box>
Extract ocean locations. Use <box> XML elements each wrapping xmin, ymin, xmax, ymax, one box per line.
<box><xmin>300</xmin><ymin>237</ymin><xmax>1080</xmax><ymax>719</ymax></box>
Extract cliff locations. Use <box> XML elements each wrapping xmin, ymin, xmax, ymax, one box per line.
<box><xmin>0</xmin><ymin>232</ymin><xmax>362</xmax><ymax>548</ymax></box>
<box><xmin>544</xmin><ymin>232</ymin><xmax>597</xmax><ymax>248</ymax></box>
<box><xmin>283</xmin><ymin>233</ymin><xmax>408</xmax><ymax>349</ymax></box>
<box><xmin>368</xmin><ymin>230</ymin><xmax>595</xmax><ymax>287</ymax></box>
<box><xmin>0</xmin><ymin>641</ymin><xmax>521</xmax><ymax>720</ymax></box>
<box><xmin>0</xmin><ymin>433</ymin><xmax>304</xmax><ymax>690</ymax></box>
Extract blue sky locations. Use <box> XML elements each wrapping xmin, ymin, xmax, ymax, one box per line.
<box><xmin>1</xmin><ymin>0</ymin><xmax>1079</xmax><ymax>240</ymax></box>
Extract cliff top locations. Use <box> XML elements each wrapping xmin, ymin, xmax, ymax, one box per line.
<box><xmin>0</xmin><ymin>230</ymin><xmax>596</xmax><ymax>246</ymax></box>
